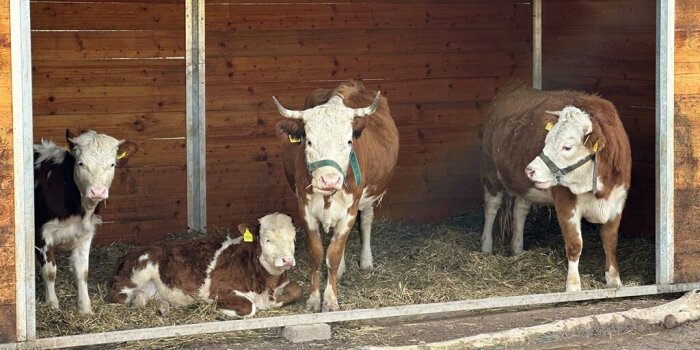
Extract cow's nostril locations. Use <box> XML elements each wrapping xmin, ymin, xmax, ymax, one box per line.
<box><xmin>525</xmin><ymin>168</ymin><xmax>535</xmax><ymax>178</ymax></box>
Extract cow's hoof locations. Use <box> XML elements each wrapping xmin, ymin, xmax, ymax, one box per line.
<box><xmin>322</xmin><ymin>299</ymin><xmax>340</xmax><ymax>312</ymax></box>
<box><xmin>157</xmin><ymin>300</ymin><xmax>171</xmax><ymax>315</ymax></box>
<box><xmin>565</xmin><ymin>282</ymin><xmax>582</xmax><ymax>292</ymax></box>
<box><xmin>47</xmin><ymin>299</ymin><xmax>60</xmax><ymax>310</ymax></box>
<box><xmin>78</xmin><ymin>306</ymin><xmax>93</xmax><ymax>315</ymax></box>
<box><xmin>360</xmin><ymin>260</ymin><xmax>374</xmax><ymax>270</ymax></box>
<box><xmin>131</xmin><ymin>291</ymin><xmax>149</xmax><ymax>307</ymax></box>
<box><xmin>306</xmin><ymin>292</ymin><xmax>321</xmax><ymax>312</ymax></box>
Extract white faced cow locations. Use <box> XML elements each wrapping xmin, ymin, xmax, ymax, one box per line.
<box><xmin>107</xmin><ymin>213</ymin><xmax>301</xmax><ymax>318</ymax></box>
<box><xmin>274</xmin><ymin>80</ymin><xmax>399</xmax><ymax>312</ymax></box>
<box><xmin>480</xmin><ymin>84</ymin><xmax>631</xmax><ymax>292</ymax></box>
<box><xmin>34</xmin><ymin>130</ymin><xmax>135</xmax><ymax>314</ymax></box>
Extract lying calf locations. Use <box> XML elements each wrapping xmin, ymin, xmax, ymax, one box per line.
<box><xmin>107</xmin><ymin>213</ymin><xmax>301</xmax><ymax>317</ymax></box>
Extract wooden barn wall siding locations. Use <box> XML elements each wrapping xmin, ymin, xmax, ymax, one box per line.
<box><xmin>30</xmin><ymin>0</ymin><xmax>187</xmax><ymax>244</ymax></box>
<box><xmin>542</xmin><ymin>0</ymin><xmax>655</xmax><ymax>237</ymax></box>
<box><xmin>674</xmin><ymin>0</ymin><xmax>700</xmax><ymax>283</ymax></box>
<box><xmin>0</xmin><ymin>0</ymin><xmax>16</xmax><ymax>342</ymax></box>
<box><xmin>204</xmin><ymin>1</ymin><xmax>533</xmax><ymax>229</ymax></box>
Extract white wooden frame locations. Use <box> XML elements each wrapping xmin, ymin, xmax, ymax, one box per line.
<box><xmin>10</xmin><ymin>0</ymin><xmax>35</xmax><ymax>342</ymax></box>
<box><xmin>5</xmin><ymin>1</ymin><xmax>683</xmax><ymax>348</ymax></box>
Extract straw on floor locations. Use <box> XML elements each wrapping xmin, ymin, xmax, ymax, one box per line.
<box><xmin>35</xmin><ymin>208</ymin><xmax>655</xmax><ymax>342</ymax></box>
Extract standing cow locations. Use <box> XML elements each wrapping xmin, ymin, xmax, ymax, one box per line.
<box><xmin>34</xmin><ymin>130</ymin><xmax>135</xmax><ymax>314</ymax></box>
<box><xmin>274</xmin><ymin>80</ymin><xmax>399</xmax><ymax>312</ymax></box>
<box><xmin>480</xmin><ymin>84</ymin><xmax>631</xmax><ymax>292</ymax></box>
<box><xmin>107</xmin><ymin>213</ymin><xmax>301</xmax><ymax>318</ymax></box>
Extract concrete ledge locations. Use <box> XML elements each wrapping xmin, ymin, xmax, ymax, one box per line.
<box><xmin>281</xmin><ymin>323</ymin><xmax>331</xmax><ymax>343</ymax></box>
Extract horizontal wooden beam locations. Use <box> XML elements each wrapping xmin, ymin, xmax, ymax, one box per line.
<box><xmin>9</xmin><ymin>283</ymin><xmax>699</xmax><ymax>350</ymax></box>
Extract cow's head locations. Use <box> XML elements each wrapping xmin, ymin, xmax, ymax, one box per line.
<box><xmin>273</xmin><ymin>92</ymin><xmax>380</xmax><ymax>194</ymax></box>
<box><xmin>239</xmin><ymin>212</ymin><xmax>296</xmax><ymax>276</ymax></box>
<box><xmin>67</xmin><ymin>129</ymin><xmax>136</xmax><ymax>202</ymax></box>
<box><xmin>525</xmin><ymin>106</ymin><xmax>603</xmax><ymax>194</ymax></box>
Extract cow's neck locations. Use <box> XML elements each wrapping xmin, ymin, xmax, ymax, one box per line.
<box><xmin>259</xmin><ymin>256</ymin><xmax>285</xmax><ymax>277</ymax></box>
<box><xmin>80</xmin><ymin>197</ymin><xmax>100</xmax><ymax>219</ymax></box>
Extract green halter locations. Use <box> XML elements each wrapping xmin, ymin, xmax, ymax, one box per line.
<box><xmin>306</xmin><ymin>148</ymin><xmax>362</xmax><ymax>187</ymax></box>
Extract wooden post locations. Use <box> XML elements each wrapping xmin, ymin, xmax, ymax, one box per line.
<box><xmin>186</xmin><ymin>0</ymin><xmax>206</xmax><ymax>233</ymax></box>
<box><xmin>532</xmin><ymin>0</ymin><xmax>542</xmax><ymax>89</ymax></box>
<box><xmin>656</xmin><ymin>0</ymin><xmax>675</xmax><ymax>285</ymax></box>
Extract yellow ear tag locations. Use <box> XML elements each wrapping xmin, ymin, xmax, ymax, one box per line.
<box><xmin>592</xmin><ymin>140</ymin><xmax>599</xmax><ymax>153</ymax></box>
<box><xmin>545</xmin><ymin>122</ymin><xmax>554</xmax><ymax>131</ymax></box>
<box><xmin>288</xmin><ymin>135</ymin><xmax>301</xmax><ymax>144</ymax></box>
<box><xmin>117</xmin><ymin>151</ymin><xmax>128</xmax><ymax>160</ymax></box>
<box><xmin>243</xmin><ymin>228</ymin><xmax>254</xmax><ymax>242</ymax></box>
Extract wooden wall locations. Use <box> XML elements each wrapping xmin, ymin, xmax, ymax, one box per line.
<box><xmin>0</xmin><ymin>0</ymin><xmax>16</xmax><ymax>342</ymax></box>
<box><xmin>674</xmin><ymin>0</ymin><xmax>700</xmax><ymax>283</ymax></box>
<box><xmin>205</xmin><ymin>0</ymin><xmax>533</xmax><ymax>229</ymax></box>
<box><xmin>31</xmin><ymin>0</ymin><xmax>187</xmax><ymax>244</ymax></box>
<box><xmin>542</xmin><ymin>0</ymin><xmax>656</xmax><ymax>237</ymax></box>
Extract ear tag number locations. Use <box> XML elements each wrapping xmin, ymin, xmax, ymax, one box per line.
<box><xmin>243</xmin><ymin>228</ymin><xmax>254</xmax><ymax>242</ymax></box>
<box><xmin>545</xmin><ymin>122</ymin><xmax>554</xmax><ymax>131</ymax></box>
<box><xmin>288</xmin><ymin>135</ymin><xmax>301</xmax><ymax>144</ymax></box>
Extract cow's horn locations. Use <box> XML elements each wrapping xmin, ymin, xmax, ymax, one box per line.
<box><xmin>353</xmin><ymin>91</ymin><xmax>381</xmax><ymax>118</ymax></box>
<box><xmin>272</xmin><ymin>96</ymin><xmax>304</xmax><ymax>119</ymax></box>
<box><xmin>545</xmin><ymin>110</ymin><xmax>561</xmax><ymax>117</ymax></box>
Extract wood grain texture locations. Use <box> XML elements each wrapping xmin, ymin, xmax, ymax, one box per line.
<box><xmin>0</xmin><ymin>0</ymin><xmax>15</xmax><ymax>340</ymax></box>
<box><xmin>543</xmin><ymin>0</ymin><xmax>655</xmax><ymax>237</ymax></box>
<box><xmin>205</xmin><ymin>1</ymin><xmax>532</xmax><ymax>230</ymax></box>
<box><xmin>675</xmin><ymin>0</ymin><xmax>700</xmax><ymax>283</ymax></box>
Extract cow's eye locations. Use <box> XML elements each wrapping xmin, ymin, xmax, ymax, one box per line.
<box><xmin>266</xmin><ymin>239</ymin><xmax>271</xmax><ymax>243</ymax></box>
<box><xmin>306</xmin><ymin>140</ymin><xmax>312</xmax><ymax>146</ymax></box>
<box><xmin>348</xmin><ymin>140</ymin><xmax>353</xmax><ymax>145</ymax></box>
<box><xmin>562</xmin><ymin>145</ymin><xmax>572</xmax><ymax>151</ymax></box>
<box><xmin>77</xmin><ymin>161</ymin><xmax>84</xmax><ymax>167</ymax></box>
<box><xmin>110</xmin><ymin>163</ymin><xmax>116</xmax><ymax>168</ymax></box>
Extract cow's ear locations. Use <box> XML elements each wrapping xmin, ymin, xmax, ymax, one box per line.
<box><xmin>237</xmin><ymin>223</ymin><xmax>250</xmax><ymax>235</ymax></box>
<box><xmin>66</xmin><ymin>129</ymin><xmax>77</xmax><ymax>150</ymax></box>
<box><xmin>584</xmin><ymin>132</ymin><xmax>606</xmax><ymax>154</ymax></box>
<box><xmin>352</xmin><ymin>118</ymin><xmax>368</xmax><ymax>139</ymax></box>
<box><xmin>116</xmin><ymin>141</ymin><xmax>138</xmax><ymax>165</ymax></box>
<box><xmin>275</xmin><ymin>119</ymin><xmax>305</xmax><ymax>144</ymax></box>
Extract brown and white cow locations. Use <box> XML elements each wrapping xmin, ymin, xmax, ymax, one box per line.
<box><xmin>34</xmin><ymin>129</ymin><xmax>136</xmax><ymax>314</ymax></box>
<box><xmin>106</xmin><ymin>213</ymin><xmax>301</xmax><ymax>318</ymax></box>
<box><xmin>480</xmin><ymin>84</ymin><xmax>631</xmax><ymax>292</ymax></box>
<box><xmin>274</xmin><ymin>80</ymin><xmax>399</xmax><ymax>312</ymax></box>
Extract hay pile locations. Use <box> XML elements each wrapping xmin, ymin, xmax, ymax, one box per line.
<box><xmin>35</xmin><ymin>208</ymin><xmax>654</xmax><ymax>340</ymax></box>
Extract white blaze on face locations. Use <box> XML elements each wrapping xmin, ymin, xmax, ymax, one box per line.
<box><xmin>258</xmin><ymin>213</ymin><xmax>297</xmax><ymax>276</ymax></box>
<box><xmin>302</xmin><ymin>96</ymin><xmax>356</xmax><ymax>193</ymax></box>
<box><xmin>526</xmin><ymin>106</ymin><xmax>596</xmax><ymax>194</ymax></box>
<box><xmin>70</xmin><ymin>131</ymin><xmax>123</xmax><ymax>201</ymax></box>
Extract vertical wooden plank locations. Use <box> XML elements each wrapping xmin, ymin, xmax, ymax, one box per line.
<box><xmin>657</xmin><ymin>0</ymin><xmax>674</xmax><ymax>285</ymax></box>
<box><xmin>533</xmin><ymin>0</ymin><xmax>542</xmax><ymax>89</ymax></box>
<box><xmin>9</xmin><ymin>0</ymin><xmax>34</xmax><ymax>341</ymax></box>
<box><xmin>0</xmin><ymin>0</ymin><xmax>16</xmax><ymax>341</ymax></box>
<box><xmin>186</xmin><ymin>0</ymin><xmax>207</xmax><ymax>232</ymax></box>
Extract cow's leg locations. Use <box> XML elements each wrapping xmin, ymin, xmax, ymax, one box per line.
<box><xmin>359</xmin><ymin>207</ymin><xmax>375</xmax><ymax>270</ymax></box>
<box><xmin>601</xmin><ymin>215</ymin><xmax>623</xmax><ymax>288</ymax></box>
<box><xmin>218</xmin><ymin>292</ymin><xmax>256</xmax><ymax>318</ymax></box>
<box><xmin>323</xmin><ymin>208</ymin><xmax>358</xmax><ymax>312</ymax></box>
<box><xmin>552</xmin><ymin>189</ymin><xmax>583</xmax><ymax>292</ymax></box>
<box><xmin>273</xmin><ymin>280</ymin><xmax>303</xmax><ymax>306</ymax></box>
<box><xmin>71</xmin><ymin>237</ymin><xmax>93</xmax><ymax>314</ymax></box>
<box><xmin>481</xmin><ymin>189</ymin><xmax>503</xmax><ymax>254</ymax></box>
<box><xmin>511</xmin><ymin>196</ymin><xmax>531</xmax><ymax>255</ymax></box>
<box><xmin>302</xmin><ymin>206</ymin><xmax>324</xmax><ymax>312</ymax></box>
<box><xmin>39</xmin><ymin>245</ymin><xmax>59</xmax><ymax>309</ymax></box>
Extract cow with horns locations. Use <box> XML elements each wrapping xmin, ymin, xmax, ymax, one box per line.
<box><xmin>274</xmin><ymin>80</ymin><xmax>399</xmax><ymax>312</ymax></box>
<box><xmin>480</xmin><ymin>84</ymin><xmax>632</xmax><ymax>292</ymax></box>
<box><xmin>34</xmin><ymin>130</ymin><xmax>135</xmax><ymax>314</ymax></box>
